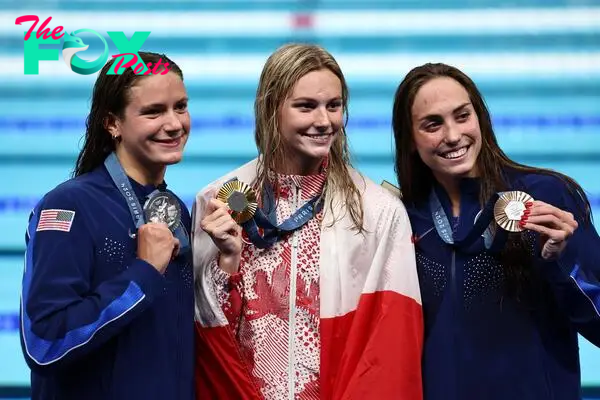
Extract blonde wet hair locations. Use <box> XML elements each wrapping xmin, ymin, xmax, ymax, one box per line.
<box><xmin>253</xmin><ymin>43</ymin><xmax>364</xmax><ymax>231</ymax></box>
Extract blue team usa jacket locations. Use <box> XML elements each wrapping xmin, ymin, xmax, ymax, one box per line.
<box><xmin>20</xmin><ymin>165</ymin><xmax>195</xmax><ymax>400</ymax></box>
<box><xmin>408</xmin><ymin>171</ymin><xmax>600</xmax><ymax>400</ymax></box>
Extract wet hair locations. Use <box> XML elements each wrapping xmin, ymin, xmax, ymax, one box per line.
<box><xmin>392</xmin><ymin>62</ymin><xmax>591</xmax><ymax>300</ymax></box>
<box><xmin>73</xmin><ymin>51</ymin><xmax>183</xmax><ymax>177</ymax></box>
<box><xmin>254</xmin><ymin>43</ymin><xmax>364</xmax><ymax>231</ymax></box>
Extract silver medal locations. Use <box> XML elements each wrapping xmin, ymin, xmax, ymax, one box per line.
<box><xmin>143</xmin><ymin>191</ymin><xmax>182</xmax><ymax>232</ymax></box>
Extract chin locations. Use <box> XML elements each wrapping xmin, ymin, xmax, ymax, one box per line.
<box><xmin>153</xmin><ymin>153</ymin><xmax>183</xmax><ymax>166</ymax></box>
<box><xmin>450</xmin><ymin>163</ymin><xmax>477</xmax><ymax>178</ymax></box>
<box><xmin>306</xmin><ymin>143</ymin><xmax>334</xmax><ymax>157</ymax></box>
<box><xmin>311</xmin><ymin>148</ymin><xmax>331</xmax><ymax>158</ymax></box>
<box><xmin>431</xmin><ymin>159</ymin><xmax>473</xmax><ymax>177</ymax></box>
<box><xmin>164</xmin><ymin>156</ymin><xmax>183</xmax><ymax>165</ymax></box>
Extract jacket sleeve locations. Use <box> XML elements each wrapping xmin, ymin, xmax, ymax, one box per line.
<box><xmin>208</xmin><ymin>258</ymin><xmax>245</xmax><ymax>332</ymax></box>
<box><xmin>192</xmin><ymin>184</ymin><xmax>242</xmax><ymax>329</ymax></box>
<box><xmin>528</xmin><ymin>176</ymin><xmax>600</xmax><ymax>347</ymax></box>
<box><xmin>20</xmin><ymin>187</ymin><xmax>166</xmax><ymax>374</ymax></box>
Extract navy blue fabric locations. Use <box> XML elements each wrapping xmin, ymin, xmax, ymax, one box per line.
<box><xmin>408</xmin><ymin>172</ymin><xmax>600</xmax><ymax>400</ymax></box>
<box><xmin>19</xmin><ymin>165</ymin><xmax>194</xmax><ymax>400</ymax></box>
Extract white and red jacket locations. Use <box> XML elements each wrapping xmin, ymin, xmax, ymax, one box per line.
<box><xmin>192</xmin><ymin>159</ymin><xmax>423</xmax><ymax>399</ymax></box>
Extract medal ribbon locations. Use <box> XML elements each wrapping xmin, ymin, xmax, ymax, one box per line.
<box><xmin>429</xmin><ymin>188</ymin><xmax>499</xmax><ymax>249</ymax></box>
<box><xmin>104</xmin><ymin>152</ymin><xmax>190</xmax><ymax>253</ymax></box>
<box><xmin>224</xmin><ymin>177</ymin><xmax>324</xmax><ymax>249</ymax></box>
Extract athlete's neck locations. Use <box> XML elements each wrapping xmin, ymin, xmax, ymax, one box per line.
<box><xmin>115</xmin><ymin>148</ymin><xmax>165</xmax><ymax>186</ymax></box>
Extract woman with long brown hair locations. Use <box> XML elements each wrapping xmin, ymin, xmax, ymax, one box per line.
<box><xmin>392</xmin><ymin>62</ymin><xmax>600</xmax><ymax>400</ymax></box>
<box><xmin>20</xmin><ymin>52</ymin><xmax>194</xmax><ymax>399</ymax></box>
<box><xmin>192</xmin><ymin>44</ymin><xmax>423</xmax><ymax>399</ymax></box>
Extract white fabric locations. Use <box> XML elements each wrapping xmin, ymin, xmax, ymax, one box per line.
<box><xmin>192</xmin><ymin>158</ymin><xmax>421</xmax><ymax>326</ymax></box>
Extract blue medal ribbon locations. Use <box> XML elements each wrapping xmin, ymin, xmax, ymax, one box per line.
<box><xmin>429</xmin><ymin>188</ymin><xmax>500</xmax><ymax>250</ymax></box>
<box><xmin>104</xmin><ymin>152</ymin><xmax>190</xmax><ymax>254</ymax></box>
<box><xmin>227</xmin><ymin>177</ymin><xmax>324</xmax><ymax>249</ymax></box>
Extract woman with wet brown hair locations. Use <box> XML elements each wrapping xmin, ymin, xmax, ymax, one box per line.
<box><xmin>392</xmin><ymin>62</ymin><xmax>600</xmax><ymax>400</ymax></box>
<box><xmin>20</xmin><ymin>52</ymin><xmax>194</xmax><ymax>400</ymax></box>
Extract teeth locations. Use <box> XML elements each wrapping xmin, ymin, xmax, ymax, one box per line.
<box><xmin>441</xmin><ymin>147</ymin><xmax>468</xmax><ymax>159</ymax></box>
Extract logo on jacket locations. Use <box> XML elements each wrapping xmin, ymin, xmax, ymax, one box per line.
<box><xmin>411</xmin><ymin>227</ymin><xmax>434</xmax><ymax>244</ymax></box>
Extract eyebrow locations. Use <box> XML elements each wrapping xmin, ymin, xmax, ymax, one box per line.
<box><xmin>418</xmin><ymin>102</ymin><xmax>472</xmax><ymax>122</ymax></box>
<box><xmin>139</xmin><ymin>103</ymin><xmax>163</xmax><ymax>112</ymax></box>
<box><xmin>291</xmin><ymin>96</ymin><xmax>342</xmax><ymax>102</ymax></box>
<box><xmin>139</xmin><ymin>97</ymin><xmax>188</xmax><ymax>112</ymax></box>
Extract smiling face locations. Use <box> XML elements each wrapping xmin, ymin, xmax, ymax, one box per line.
<box><xmin>278</xmin><ymin>68</ymin><xmax>343</xmax><ymax>175</ymax></box>
<box><xmin>410</xmin><ymin>76</ymin><xmax>482</xmax><ymax>184</ymax></box>
<box><xmin>107</xmin><ymin>71</ymin><xmax>190</xmax><ymax>183</ymax></box>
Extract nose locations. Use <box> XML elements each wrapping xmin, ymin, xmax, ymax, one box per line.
<box><xmin>163</xmin><ymin>109</ymin><xmax>184</xmax><ymax>133</ymax></box>
<box><xmin>313</xmin><ymin>107</ymin><xmax>331</xmax><ymax>132</ymax></box>
<box><xmin>444</xmin><ymin>121</ymin><xmax>462</xmax><ymax>145</ymax></box>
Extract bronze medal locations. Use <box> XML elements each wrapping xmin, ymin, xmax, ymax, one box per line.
<box><xmin>493</xmin><ymin>191</ymin><xmax>533</xmax><ymax>232</ymax></box>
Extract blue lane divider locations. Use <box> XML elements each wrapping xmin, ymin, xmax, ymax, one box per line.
<box><xmin>0</xmin><ymin>196</ymin><xmax>196</xmax><ymax>214</ymax></box>
<box><xmin>0</xmin><ymin>115</ymin><xmax>600</xmax><ymax>132</ymax></box>
<box><xmin>1</xmin><ymin>195</ymin><xmax>600</xmax><ymax>214</ymax></box>
<box><xmin>0</xmin><ymin>313</ymin><xmax>19</xmax><ymax>333</ymax></box>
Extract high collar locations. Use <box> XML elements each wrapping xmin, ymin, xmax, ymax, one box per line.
<box><xmin>129</xmin><ymin>176</ymin><xmax>167</xmax><ymax>199</ymax></box>
<box><xmin>267</xmin><ymin>169</ymin><xmax>327</xmax><ymax>201</ymax></box>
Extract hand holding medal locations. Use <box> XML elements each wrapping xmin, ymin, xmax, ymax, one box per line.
<box><xmin>136</xmin><ymin>223</ymin><xmax>180</xmax><ymax>274</ymax></box>
<box><xmin>493</xmin><ymin>191</ymin><xmax>578</xmax><ymax>259</ymax></box>
<box><xmin>103</xmin><ymin>152</ymin><xmax>187</xmax><ymax>271</ymax></box>
<box><xmin>205</xmin><ymin>177</ymin><xmax>323</xmax><ymax>254</ymax></box>
<box><xmin>201</xmin><ymin>180</ymin><xmax>257</xmax><ymax>273</ymax></box>
<box><xmin>493</xmin><ymin>191</ymin><xmax>534</xmax><ymax>232</ymax></box>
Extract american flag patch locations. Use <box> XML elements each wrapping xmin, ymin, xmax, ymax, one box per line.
<box><xmin>36</xmin><ymin>209</ymin><xmax>76</xmax><ymax>232</ymax></box>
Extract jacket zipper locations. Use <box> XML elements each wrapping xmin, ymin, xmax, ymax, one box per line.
<box><xmin>288</xmin><ymin>185</ymin><xmax>301</xmax><ymax>399</ymax></box>
<box><xmin>451</xmin><ymin>249</ymin><xmax>459</xmax><ymax>398</ymax></box>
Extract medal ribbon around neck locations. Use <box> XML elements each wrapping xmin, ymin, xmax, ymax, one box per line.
<box><xmin>429</xmin><ymin>188</ymin><xmax>534</xmax><ymax>250</ymax></box>
<box><xmin>429</xmin><ymin>188</ymin><xmax>498</xmax><ymax>249</ymax></box>
<box><xmin>104</xmin><ymin>152</ymin><xmax>190</xmax><ymax>253</ymax></box>
<box><xmin>217</xmin><ymin>177</ymin><xmax>324</xmax><ymax>249</ymax></box>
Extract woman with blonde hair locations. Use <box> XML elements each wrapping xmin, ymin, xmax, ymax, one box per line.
<box><xmin>191</xmin><ymin>44</ymin><xmax>424</xmax><ymax>399</ymax></box>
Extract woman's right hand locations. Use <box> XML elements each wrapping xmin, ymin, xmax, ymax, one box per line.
<box><xmin>200</xmin><ymin>197</ymin><xmax>243</xmax><ymax>273</ymax></box>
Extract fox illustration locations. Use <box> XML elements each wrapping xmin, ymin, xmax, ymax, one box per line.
<box><xmin>61</xmin><ymin>32</ymin><xmax>89</xmax><ymax>69</ymax></box>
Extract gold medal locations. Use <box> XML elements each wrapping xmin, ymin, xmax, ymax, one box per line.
<box><xmin>493</xmin><ymin>191</ymin><xmax>534</xmax><ymax>232</ymax></box>
<box><xmin>217</xmin><ymin>180</ymin><xmax>258</xmax><ymax>224</ymax></box>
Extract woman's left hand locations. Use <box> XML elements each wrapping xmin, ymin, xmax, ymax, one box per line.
<box><xmin>520</xmin><ymin>200</ymin><xmax>579</xmax><ymax>260</ymax></box>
